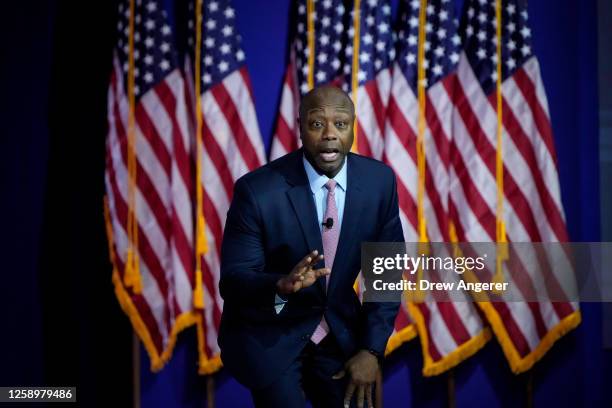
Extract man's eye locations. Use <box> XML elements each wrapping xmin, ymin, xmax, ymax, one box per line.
<box><xmin>312</xmin><ymin>121</ymin><xmax>323</xmax><ymax>128</ymax></box>
<box><xmin>336</xmin><ymin>121</ymin><xmax>347</xmax><ymax>129</ymax></box>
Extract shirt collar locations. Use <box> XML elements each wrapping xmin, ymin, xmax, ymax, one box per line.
<box><xmin>302</xmin><ymin>154</ymin><xmax>347</xmax><ymax>195</ymax></box>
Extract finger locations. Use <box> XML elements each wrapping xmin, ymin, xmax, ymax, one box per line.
<box><xmin>296</xmin><ymin>252</ymin><xmax>323</xmax><ymax>275</ymax></box>
<box><xmin>297</xmin><ymin>250</ymin><xmax>318</xmax><ymax>268</ymax></box>
<box><xmin>344</xmin><ymin>382</ymin><xmax>356</xmax><ymax>408</ymax></box>
<box><xmin>332</xmin><ymin>369</ymin><xmax>345</xmax><ymax>380</ymax></box>
<box><xmin>312</xmin><ymin>267</ymin><xmax>331</xmax><ymax>278</ymax></box>
<box><xmin>366</xmin><ymin>384</ymin><xmax>373</xmax><ymax>408</ymax></box>
<box><xmin>357</xmin><ymin>385</ymin><xmax>365</xmax><ymax>408</ymax></box>
<box><xmin>295</xmin><ymin>255</ymin><xmax>325</xmax><ymax>279</ymax></box>
<box><xmin>289</xmin><ymin>270</ymin><xmax>306</xmax><ymax>283</ymax></box>
<box><xmin>304</xmin><ymin>253</ymin><xmax>324</xmax><ymax>269</ymax></box>
<box><xmin>293</xmin><ymin>263</ymin><xmax>313</xmax><ymax>280</ymax></box>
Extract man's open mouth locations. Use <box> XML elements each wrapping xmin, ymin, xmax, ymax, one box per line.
<box><xmin>319</xmin><ymin>148</ymin><xmax>340</xmax><ymax>162</ymax></box>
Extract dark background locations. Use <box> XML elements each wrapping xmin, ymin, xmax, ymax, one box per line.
<box><xmin>1</xmin><ymin>0</ymin><xmax>610</xmax><ymax>407</ymax></box>
<box><xmin>1</xmin><ymin>0</ymin><xmax>132</xmax><ymax>405</ymax></box>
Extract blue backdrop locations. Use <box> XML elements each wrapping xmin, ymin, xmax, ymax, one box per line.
<box><xmin>140</xmin><ymin>1</ymin><xmax>609</xmax><ymax>407</ymax></box>
<box><xmin>0</xmin><ymin>0</ymin><xmax>609</xmax><ymax>407</ymax></box>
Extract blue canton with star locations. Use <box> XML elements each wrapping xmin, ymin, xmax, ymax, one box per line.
<box><xmin>294</xmin><ymin>0</ymin><xmax>395</xmax><ymax>96</ymax></box>
<box><xmin>460</xmin><ymin>0</ymin><xmax>534</xmax><ymax>95</ymax></box>
<box><xmin>396</xmin><ymin>0</ymin><xmax>462</xmax><ymax>93</ymax></box>
<box><xmin>116</xmin><ymin>0</ymin><xmax>178</xmax><ymax>98</ymax></box>
<box><xmin>186</xmin><ymin>0</ymin><xmax>246</xmax><ymax>92</ymax></box>
<box><xmin>294</xmin><ymin>0</ymin><xmax>347</xmax><ymax>95</ymax></box>
<box><xmin>343</xmin><ymin>0</ymin><xmax>394</xmax><ymax>92</ymax></box>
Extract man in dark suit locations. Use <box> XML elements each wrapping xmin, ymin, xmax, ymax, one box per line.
<box><xmin>218</xmin><ymin>85</ymin><xmax>403</xmax><ymax>407</ymax></box>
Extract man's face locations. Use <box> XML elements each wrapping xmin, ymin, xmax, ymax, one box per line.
<box><xmin>299</xmin><ymin>88</ymin><xmax>355</xmax><ymax>178</ymax></box>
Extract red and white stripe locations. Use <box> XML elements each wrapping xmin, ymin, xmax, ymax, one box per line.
<box><xmin>270</xmin><ymin>55</ymin><xmax>392</xmax><ymax>162</ymax></box>
<box><xmin>196</xmin><ymin>66</ymin><xmax>266</xmax><ymax>361</ymax></box>
<box><xmin>449</xmin><ymin>52</ymin><xmax>579</xmax><ymax>371</ymax></box>
<box><xmin>384</xmin><ymin>62</ymin><xmax>489</xmax><ymax>374</ymax></box>
<box><xmin>105</xmin><ymin>55</ymin><xmax>196</xmax><ymax>360</ymax></box>
<box><xmin>354</xmin><ymin>68</ymin><xmax>392</xmax><ymax>160</ymax></box>
<box><xmin>270</xmin><ymin>53</ymin><xmax>301</xmax><ymax>160</ymax></box>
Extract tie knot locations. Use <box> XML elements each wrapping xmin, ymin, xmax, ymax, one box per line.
<box><xmin>325</xmin><ymin>179</ymin><xmax>336</xmax><ymax>192</ymax></box>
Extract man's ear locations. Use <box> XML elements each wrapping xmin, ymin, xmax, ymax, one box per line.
<box><xmin>297</xmin><ymin>116</ymin><xmax>303</xmax><ymax>139</ymax></box>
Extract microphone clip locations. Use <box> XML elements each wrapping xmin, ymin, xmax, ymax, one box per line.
<box><xmin>322</xmin><ymin>217</ymin><xmax>334</xmax><ymax>229</ymax></box>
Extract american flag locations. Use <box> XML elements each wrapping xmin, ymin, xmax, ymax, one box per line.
<box><xmin>271</xmin><ymin>0</ymin><xmax>395</xmax><ymax>160</ymax></box>
<box><xmin>269</xmin><ymin>0</ymin><xmax>417</xmax><ymax>357</ymax></box>
<box><xmin>346</xmin><ymin>0</ymin><xmax>420</xmax><ymax>355</ymax></box>
<box><xmin>348</xmin><ymin>0</ymin><xmax>394</xmax><ymax>160</ymax></box>
<box><xmin>270</xmin><ymin>0</ymin><xmax>348</xmax><ymax>159</ymax></box>
<box><xmin>451</xmin><ymin>0</ymin><xmax>580</xmax><ymax>372</ymax></box>
<box><xmin>384</xmin><ymin>0</ymin><xmax>490</xmax><ymax>375</ymax></box>
<box><xmin>187</xmin><ymin>0</ymin><xmax>266</xmax><ymax>374</ymax></box>
<box><xmin>105</xmin><ymin>0</ymin><xmax>198</xmax><ymax>372</ymax></box>
<box><xmin>105</xmin><ymin>0</ymin><xmax>265</xmax><ymax>375</ymax></box>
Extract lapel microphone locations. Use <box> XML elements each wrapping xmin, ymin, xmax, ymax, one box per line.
<box><xmin>322</xmin><ymin>218</ymin><xmax>334</xmax><ymax>229</ymax></box>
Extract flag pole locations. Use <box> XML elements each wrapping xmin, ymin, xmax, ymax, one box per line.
<box><xmin>416</xmin><ymin>0</ymin><xmax>428</xmax><ymax>243</ymax></box>
<box><xmin>206</xmin><ymin>376</ymin><xmax>215</xmax><ymax>408</ymax></box>
<box><xmin>447</xmin><ymin>368</ymin><xmax>455</xmax><ymax>408</ymax></box>
<box><xmin>413</xmin><ymin>0</ymin><xmax>429</xmax><ymax>303</ymax></box>
<box><xmin>525</xmin><ymin>370</ymin><xmax>533</xmax><ymax>408</ymax></box>
<box><xmin>124</xmin><ymin>0</ymin><xmax>142</xmax><ymax>294</ymax></box>
<box><xmin>306</xmin><ymin>0</ymin><xmax>315</xmax><ymax>90</ymax></box>
<box><xmin>350</xmin><ymin>0</ymin><xmax>361</xmax><ymax>153</ymax></box>
<box><xmin>350</xmin><ymin>0</ymin><xmax>362</xmax><ymax>294</ymax></box>
<box><xmin>493</xmin><ymin>0</ymin><xmax>508</xmax><ymax>291</ymax></box>
<box><xmin>133</xmin><ymin>332</ymin><xmax>141</xmax><ymax>408</ymax></box>
<box><xmin>193</xmin><ymin>0</ymin><xmax>207</xmax><ymax>310</ymax></box>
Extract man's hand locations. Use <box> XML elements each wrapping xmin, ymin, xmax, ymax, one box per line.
<box><xmin>276</xmin><ymin>250</ymin><xmax>330</xmax><ymax>295</ymax></box>
<box><xmin>333</xmin><ymin>349</ymin><xmax>379</xmax><ymax>408</ymax></box>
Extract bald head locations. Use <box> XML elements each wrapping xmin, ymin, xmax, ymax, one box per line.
<box><xmin>298</xmin><ymin>85</ymin><xmax>355</xmax><ymax>129</ymax></box>
<box><xmin>298</xmin><ymin>85</ymin><xmax>355</xmax><ymax>178</ymax></box>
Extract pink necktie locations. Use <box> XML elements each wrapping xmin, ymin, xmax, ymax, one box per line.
<box><xmin>311</xmin><ymin>180</ymin><xmax>339</xmax><ymax>344</ymax></box>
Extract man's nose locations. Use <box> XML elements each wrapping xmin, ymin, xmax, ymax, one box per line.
<box><xmin>322</xmin><ymin>121</ymin><xmax>338</xmax><ymax>140</ymax></box>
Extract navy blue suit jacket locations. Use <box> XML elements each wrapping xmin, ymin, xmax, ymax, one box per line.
<box><xmin>218</xmin><ymin>149</ymin><xmax>403</xmax><ymax>390</ymax></box>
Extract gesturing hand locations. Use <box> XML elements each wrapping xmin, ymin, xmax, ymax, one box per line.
<box><xmin>333</xmin><ymin>350</ymin><xmax>379</xmax><ymax>408</ymax></box>
<box><xmin>276</xmin><ymin>250</ymin><xmax>330</xmax><ymax>295</ymax></box>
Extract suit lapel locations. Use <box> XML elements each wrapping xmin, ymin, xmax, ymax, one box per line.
<box><xmin>287</xmin><ymin>187</ymin><xmax>324</xmax><ymax>257</ymax></box>
<box><xmin>284</xmin><ymin>150</ymin><xmax>326</xmax><ymax>292</ymax></box>
<box><xmin>328</xmin><ymin>153</ymin><xmax>365</xmax><ymax>294</ymax></box>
